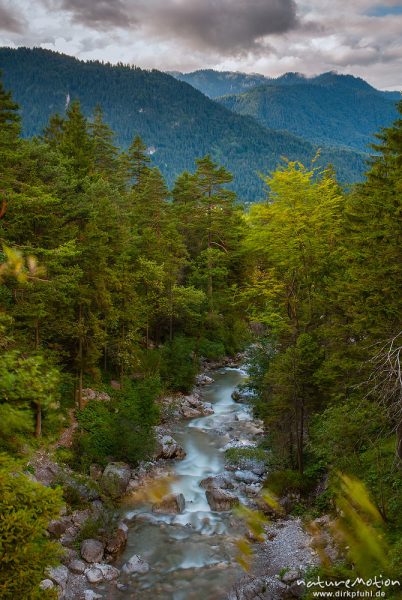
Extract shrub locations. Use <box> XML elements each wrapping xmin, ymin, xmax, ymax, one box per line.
<box><xmin>0</xmin><ymin>454</ymin><xmax>63</xmax><ymax>599</ymax></box>
<box><xmin>160</xmin><ymin>336</ymin><xmax>199</xmax><ymax>392</ymax></box>
<box><xmin>74</xmin><ymin>377</ymin><xmax>160</xmax><ymax>469</ymax></box>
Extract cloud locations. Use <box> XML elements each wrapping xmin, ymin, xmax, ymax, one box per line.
<box><xmin>60</xmin><ymin>0</ymin><xmax>137</xmax><ymax>30</ymax></box>
<box><xmin>58</xmin><ymin>0</ymin><xmax>298</xmax><ymax>53</ymax></box>
<box><xmin>0</xmin><ymin>2</ymin><xmax>25</xmax><ymax>33</ymax></box>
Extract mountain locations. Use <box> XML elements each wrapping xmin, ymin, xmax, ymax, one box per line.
<box><xmin>169</xmin><ymin>69</ymin><xmax>272</xmax><ymax>98</ymax></box>
<box><xmin>171</xmin><ymin>68</ymin><xmax>401</xmax><ymax>101</ymax></box>
<box><xmin>0</xmin><ymin>48</ymin><xmax>367</xmax><ymax>200</ymax></box>
<box><xmin>173</xmin><ymin>69</ymin><xmax>400</xmax><ymax>153</ymax></box>
<box><xmin>218</xmin><ymin>79</ymin><xmax>399</xmax><ymax>152</ymax></box>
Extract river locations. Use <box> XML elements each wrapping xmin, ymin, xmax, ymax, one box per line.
<box><xmin>113</xmin><ymin>367</ymin><xmax>258</xmax><ymax>600</ymax></box>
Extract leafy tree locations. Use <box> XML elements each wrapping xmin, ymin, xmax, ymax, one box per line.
<box><xmin>0</xmin><ymin>454</ymin><xmax>63</xmax><ymax>599</ymax></box>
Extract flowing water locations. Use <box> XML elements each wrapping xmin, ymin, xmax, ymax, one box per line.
<box><xmin>114</xmin><ymin>367</ymin><xmax>256</xmax><ymax>600</ymax></box>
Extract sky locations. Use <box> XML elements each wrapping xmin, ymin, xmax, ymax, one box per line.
<box><xmin>0</xmin><ymin>0</ymin><xmax>401</xmax><ymax>90</ymax></box>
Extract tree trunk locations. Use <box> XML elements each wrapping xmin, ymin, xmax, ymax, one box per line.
<box><xmin>78</xmin><ymin>303</ymin><xmax>84</xmax><ymax>410</ymax></box>
<box><xmin>35</xmin><ymin>403</ymin><xmax>42</xmax><ymax>437</ymax></box>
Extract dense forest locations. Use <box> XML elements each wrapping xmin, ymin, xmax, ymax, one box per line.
<box><xmin>218</xmin><ymin>77</ymin><xmax>399</xmax><ymax>152</ymax></box>
<box><xmin>0</xmin><ymin>48</ymin><xmax>368</xmax><ymax>200</ymax></box>
<box><xmin>0</xmin><ymin>69</ymin><xmax>401</xmax><ymax>599</ymax></box>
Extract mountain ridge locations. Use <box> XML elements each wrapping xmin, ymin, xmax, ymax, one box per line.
<box><xmin>0</xmin><ymin>47</ymin><xmax>367</xmax><ymax>199</ymax></box>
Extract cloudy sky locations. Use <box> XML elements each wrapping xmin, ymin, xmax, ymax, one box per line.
<box><xmin>0</xmin><ymin>0</ymin><xmax>401</xmax><ymax>89</ymax></box>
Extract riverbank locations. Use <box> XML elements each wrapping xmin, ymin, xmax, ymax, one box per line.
<box><xmin>32</xmin><ymin>357</ymin><xmax>324</xmax><ymax>600</ymax></box>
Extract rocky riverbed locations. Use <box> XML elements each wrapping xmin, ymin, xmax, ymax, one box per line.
<box><xmin>32</xmin><ymin>358</ymin><xmax>327</xmax><ymax>600</ymax></box>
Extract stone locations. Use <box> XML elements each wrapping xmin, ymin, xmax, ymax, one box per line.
<box><xmin>155</xmin><ymin>434</ymin><xmax>186</xmax><ymax>460</ymax></box>
<box><xmin>48</xmin><ymin>516</ymin><xmax>73</xmax><ymax>538</ymax></box>
<box><xmin>110</xmin><ymin>380</ymin><xmax>122</xmax><ymax>390</ymax></box>
<box><xmin>282</xmin><ymin>569</ymin><xmax>300</xmax><ymax>584</ymax></box>
<box><xmin>69</xmin><ymin>559</ymin><xmax>87</xmax><ymax>574</ymax></box>
<box><xmin>200</xmin><ymin>474</ymin><xmax>234</xmax><ymax>491</ymax></box>
<box><xmin>96</xmin><ymin>563</ymin><xmax>120</xmax><ymax>581</ymax></box>
<box><xmin>80</xmin><ymin>539</ymin><xmax>105</xmax><ymax>563</ymax></box>
<box><xmin>122</xmin><ymin>554</ymin><xmax>150</xmax><ymax>575</ymax></box>
<box><xmin>82</xmin><ymin>388</ymin><xmax>111</xmax><ymax>402</ymax></box>
<box><xmin>234</xmin><ymin>470</ymin><xmax>260</xmax><ymax>484</ymax></box>
<box><xmin>152</xmin><ymin>493</ymin><xmax>185</xmax><ymax>514</ymax></box>
<box><xmin>133</xmin><ymin>512</ymin><xmax>160</xmax><ymax>525</ymax></box>
<box><xmin>195</xmin><ymin>374</ymin><xmax>214</xmax><ymax>385</ymax></box>
<box><xmin>72</xmin><ymin>509</ymin><xmax>91</xmax><ymax>526</ymax></box>
<box><xmin>46</xmin><ymin>565</ymin><xmax>69</xmax><ymax>589</ymax></box>
<box><xmin>100</xmin><ymin>462</ymin><xmax>131</xmax><ymax>498</ymax></box>
<box><xmin>83</xmin><ymin>591</ymin><xmax>103</xmax><ymax>600</ymax></box>
<box><xmin>105</xmin><ymin>524</ymin><xmax>128</xmax><ymax>556</ymax></box>
<box><xmin>288</xmin><ymin>581</ymin><xmax>305</xmax><ymax>598</ymax></box>
<box><xmin>85</xmin><ymin>566</ymin><xmax>104</xmax><ymax>584</ymax></box>
<box><xmin>64</xmin><ymin>573</ymin><xmax>88</xmax><ymax>600</ymax></box>
<box><xmin>39</xmin><ymin>579</ymin><xmax>54</xmax><ymax>591</ymax></box>
<box><xmin>89</xmin><ymin>464</ymin><xmax>103</xmax><ymax>481</ymax></box>
<box><xmin>181</xmin><ymin>406</ymin><xmax>202</xmax><ymax>419</ymax></box>
<box><xmin>205</xmin><ymin>488</ymin><xmax>239</xmax><ymax>511</ymax></box>
<box><xmin>60</xmin><ymin>524</ymin><xmax>80</xmax><ymax>546</ymax></box>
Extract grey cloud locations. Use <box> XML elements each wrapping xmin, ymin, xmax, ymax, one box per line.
<box><xmin>0</xmin><ymin>2</ymin><xmax>25</xmax><ymax>33</ymax></box>
<box><xmin>151</xmin><ymin>0</ymin><xmax>298</xmax><ymax>52</ymax></box>
<box><xmin>60</xmin><ymin>0</ymin><xmax>137</xmax><ymax>30</ymax></box>
<box><xmin>58</xmin><ymin>0</ymin><xmax>298</xmax><ymax>53</ymax></box>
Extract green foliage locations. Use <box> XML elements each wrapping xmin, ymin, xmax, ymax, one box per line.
<box><xmin>225</xmin><ymin>446</ymin><xmax>268</xmax><ymax>465</ymax></box>
<box><xmin>160</xmin><ymin>336</ymin><xmax>199</xmax><ymax>392</ymax></box>
<box><xmin>0</xmin><ymin>454</ymin><xmax>63</xmax><ymax>599</ymax></box>
<box><xmin>0</xmin><ymin>47</ymin><xmax>368</xmax><ymax>200</ymax></box>
<box><xmin>0</xmin><ymin>349</ymin><xmax>61</xmax><ymax>450</ymax></box>
<box><xmin>218</xmin><ymin>73</ymin><xmax>398</xmax><ymax>153</ymax></box>
<box><xmin>74</xmin><ymin>378</ymin><xmax>160</xmax><ymax>468</ymax></box>
<box><xmin>198</xmin><ymin>338</ymin><xmax>226</xmax><ymax>360</ymax></box>
<box><xmin>265</xmin><ymin>469</ymin><xmax>312</xmax><ymax>496</ymax></box>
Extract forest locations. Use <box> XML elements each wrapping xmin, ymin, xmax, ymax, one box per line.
<box><xmin>0</xmin><ymin>47</ymin><xmax>368</xmax><ymax>200</ymax></box>
<box><xmin>0</xmin><ymin>72</ymin><xmax>401</xmax><ymax>598</ymax></box>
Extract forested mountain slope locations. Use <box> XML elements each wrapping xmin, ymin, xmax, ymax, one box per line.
<box><xmin>218</xmin><ymin>77</ymin><xmax>399</xmax><ymax>152</ymax></box>
<box><xmin>0</xmin><ymin>48</ymin><xmax>366</xmax><ymax>199</ymax></box>
<box><xmin>172</xmin><ymin>68</ymin><xmax>400</xmax><ymax>101</ymax></box>
<box><xmin>170</xmin><ymin>69</ymin><xmax>271</xmax><ymax>98</ymax></box>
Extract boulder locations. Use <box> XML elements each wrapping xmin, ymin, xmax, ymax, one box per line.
<box><xmin>100</xmin><ymin>462</ymin><xmax>131</xmax><ymax>498</ymax></box>
<box><xmin>196</xmin><ymin>374</ymin><xmax>214</xmax><ymax>386</ymax></box>
<box><xmin>69</xmin><ymin>559</ymin><xmax>87</xmax><ymax>575</ymax></box>
<box><xmin>85</xmin><ymin>566</ymin><xmax>103</xmax><ymax>584</ymax></box>
<box><xmin>231</xmin><ymin>388</ymin><xmax>255</xmax><ymax>403</ymax></box>
<box><xmin>122</xmin><ymin>554</ymin><xmax>150</xmax><ymax>575</ymax></box>
<box><xmin>80</xmin><ymin>539</ymin><xmax>105</xmax><ymax>563</ymax></box>
<box><xmin>39</xmin><ymin>579</ymin><xmax>54</xmax><ymax>591</ymax></box>
<box><xmin>83</xmin><ymin>591</ymin><xmax>103</xmax><ymax>600</ymax></box>
<box><xmin>152</xmin><ymin>493</ymin><xmax>185</xmax><ymax>514</ymax></box>
<box><xmin>288</xmin><ymin>581</ymin><xmax>305</xmax><ymax>598</ymax></box>
<box><xmin>89</xmin><ymin>464</ymin><xmax>103</xmax><ymax>481</ymax></box>
<box><xmin>60</xmin><ymin>524</ymin><xmax>80</xmax><ymax>547</ymax></box>
<box><xmin>105</xmin><ymin>523</ymin><xmax>128</xmax><ymax>556</ymax></box>
<box><xmin>181</xmin><ymin>406</ymin><xmax>202</xmax><ymax>419</ymax></box>
<box><xmin>64</xmin><ymin>573</ymin><xmax>88</xmax><ymax>600</ymax></box>
<box><xmin>281</xmin><ymin>569</ymin><xmax>300</xmax><ymax>584</ymax></box>
<box><xmin>96</xmin><ymin>563</ymin><xmax>120</xmax><ymax>581</ymax></box>
<box><xmin>47</xmin><ymin>516</ymin><xmax>73</xmax><ymax>538</ymax></box>
<box><xmin>72</xmin><ymin>509</ymin><xmax>91</xmax><ymax>527</ymax></box>
<box><xmin>155</xmin><ymin>434</ymin><xmax>186</xmax><ymax>460</ymax></box>
<box><xmin>200</xmin><ymin>474</ymin><xmax>234</xmax><ymax>491</ymax></box>
<box><xmin>234</xmin><ymin>470</ymin><xmax>260</xmax><ymax>484</ymax></box>
<box><xmin>205</xmin><ymin>488</ymin><xmax>239</xmax><ymax>511</ymax></box>
<box><xmin>82</xmin><ymin>388</ymin><xmax>111</xmax><ymax>402</ymax></box>
<box><xmin>46</xmin><ymin>565</ymin><xmax>69</xmax><ymax>589</ymax></box>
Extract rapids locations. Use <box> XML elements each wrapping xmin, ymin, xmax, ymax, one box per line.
<box><xmin>113</xmin><ymin>367</ymin><xmax>257</xmax><ymax>600</ymax></box>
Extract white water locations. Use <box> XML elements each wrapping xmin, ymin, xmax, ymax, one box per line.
<box><xmin>113</xmin><ymin>368</ymin><xmax>256</xmax><ymax>600</ymax></box>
